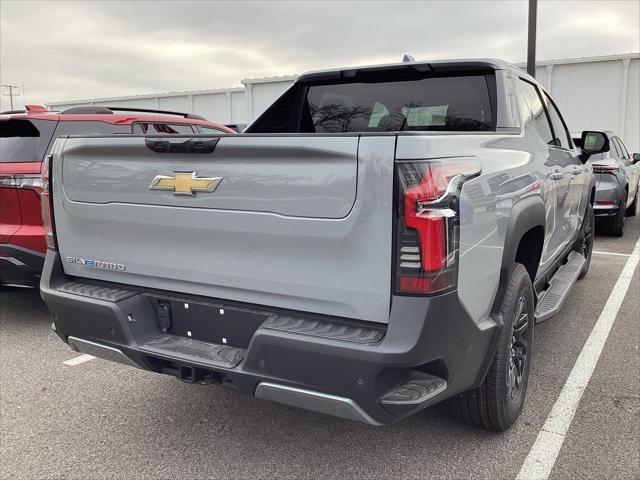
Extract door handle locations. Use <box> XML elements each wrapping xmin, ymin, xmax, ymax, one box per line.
<box><xmin>571</xmin><ymin>167</ymin><xmax>582</xmax><ymax>176</ymax></box>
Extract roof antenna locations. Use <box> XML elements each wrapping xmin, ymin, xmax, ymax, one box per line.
<box><xmin>402</xmin><ymin>54</ymin><xmax>415</xmax><ymax>63</ymax></box>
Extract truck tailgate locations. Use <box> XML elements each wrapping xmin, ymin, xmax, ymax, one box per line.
<box><xmin>52</xmin><ymin>134</ymin><xmax>395</xmax><ymax>323</ymax></box>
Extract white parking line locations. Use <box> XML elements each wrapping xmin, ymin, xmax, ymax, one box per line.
<box><xmin>592</xmin><ymin>250</ymin><xmax>634</xmax><ymax>257</ymax></box>
<box><xmin>63</xmin><ymin>354</ymin><xmax>96</xmax><ymax>366</ymax></box>
<box><xmin>516</xmin><ymin>239</ymin><xmax>640</xmax><ymax>480</ymax></box>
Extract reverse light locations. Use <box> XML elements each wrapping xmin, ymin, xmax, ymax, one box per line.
<box><xmin>41</xmin><ymin>154</ymin><xmax>56</xmax><ymax>251</ymax></box>
<box><xmin>395</xmin><ymin>158</ymin><xmax>481</xmax><ymax>294</ymax></box>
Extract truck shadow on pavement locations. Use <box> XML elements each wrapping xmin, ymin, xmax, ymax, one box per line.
<box><xmin>0</xmin><ymin>287</ymin><xmax>50</xmax><ymax>329</ymax></box>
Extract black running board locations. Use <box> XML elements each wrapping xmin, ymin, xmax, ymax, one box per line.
<box><xmin>534</xmin><ymin>251</ymin><xmax>585</xmax><ymax>323</ymax></box>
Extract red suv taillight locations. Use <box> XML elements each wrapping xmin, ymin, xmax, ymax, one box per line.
<box><xmin>394</xmin><ymin>158</ymin><xmax>480</xmax><ymax>294</ymax></box>
<box><xmin>41</xmin><ymin>154</ymin><xmax>56</xmax><ymax>251</ymax></box>
<box><xmin>0</xmin><ymin>175</ymin><xmax>44</xmax><ymax>190</ymax></box>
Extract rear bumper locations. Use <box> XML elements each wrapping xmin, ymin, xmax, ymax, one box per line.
<box><xmin>41</xmin><ymin>251</ymin><xmax>497</xmax><ymax>425</ymax></box>
<box><xmin>0</xmin><ymin>244</ymin><xmax>44</xmax><ymax>286</ymax></box>
<box><xmin>593</xmin><ymin>204</ymin><xmax>619</xmax><ymax>219</ymax></box>
<box><xmin>594</xmin><ymin>174</ymin><xmax>623</xmax><ymax>219</ymax></box>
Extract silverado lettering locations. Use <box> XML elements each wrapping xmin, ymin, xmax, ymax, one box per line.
<box><xmin>66</xmin><ymin>257</ymin><xmax>126</xmax><ymax>271</ymax></box>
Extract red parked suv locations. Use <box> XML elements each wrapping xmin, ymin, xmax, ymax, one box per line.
<box><xmin>0</xmin><ymin>104</ymin><xmax>234</xmax><ymax>287</ymax></box>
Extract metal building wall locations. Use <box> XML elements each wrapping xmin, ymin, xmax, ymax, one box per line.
<box><xmin>47</xmin><ymin>54</ymin><xmax>639</xmax><ymax>151</ymax></box>
<box><xmin>526</xmin><ymin>54</ymin><xmax>639</xmax><ymax>152</ymax></box>
<box><xmin>48</xmin><ymin>88</ymin><xmax>247</xmax><ymax>125</ymax></box>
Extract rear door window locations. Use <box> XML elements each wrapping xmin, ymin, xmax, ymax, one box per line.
<box><xmin>518</xmin><ymin>79</ymin><xmax>553</xmax><ymax>145</ymax></box>
<box><xmin>613</xmin><ymin>137</ymin><xmax>629</xmax><ymax>159</ymax></box>
<box><xmin>609</xmin><ymin>137</ymin><xmax>622</xmax><ymax>159</ymax></box>
<box><xmin>0</xmin><ymin>119</ymin><xmax>42</xmax><ymax>162</ymax></box>
<box><xmin>542</xmin><ymin>92</ymin><xmax>572</xmax><ymax>148</ymax></box>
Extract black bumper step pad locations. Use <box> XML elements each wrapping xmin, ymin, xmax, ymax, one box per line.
<box><xmin>380</xmin><ymin>376</ymin><xmax>447</xmax><ymax>405</ymax></box>
<box><xmin>139</xmin><ymin>334</ymin><xmax>245</xmax><ymax>369</ymax></box>
<box><xmin>58</xmin><ymin>281</ymin><xmax>137</xmax><ymax>302</ymax></box>
<box><xmin>262</xmin><ymin>315</ymin><xmax>385</xmax><ymax>344</ymax></box>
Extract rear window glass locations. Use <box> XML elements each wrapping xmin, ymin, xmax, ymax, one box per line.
<box><xmin>304</xmin><ymin>75</ymin><xmax>493</xmax><ymax>133</ymax></box>
<box><xmin>0</xmin><ymin>119</ymin><xmax>40</xmax><ymax>162</ymax></box>
<box><xmin>249</xmin><ymin>72</ymin><xmax>495</xmax><ymax>133</ymax></box>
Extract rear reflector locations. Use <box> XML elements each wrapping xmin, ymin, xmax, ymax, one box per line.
<box><xmin>395</xmin><ymin>158</ymin><xmax>480</xmax><ymax>295</ymax></box>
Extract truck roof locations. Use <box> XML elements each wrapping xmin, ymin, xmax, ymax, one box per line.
<box><xmin>297</xmin><ymin>58</ymin><xmax>531</xmax><ymax>83</ymax></box>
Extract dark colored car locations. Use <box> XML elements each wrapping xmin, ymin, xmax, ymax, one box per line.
<box><xmin>572</xmin><ymin>130</ymin><xmax>640</xmax><ymax>236</ymax></box>
<box><xmin>0</xmin><ymin>105</ymin><xmax>235</xmax><ymax>287</ymax></box>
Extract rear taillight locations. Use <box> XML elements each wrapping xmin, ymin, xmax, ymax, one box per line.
<box><xmin>395</xmin><ymin>158</ymin><xmax>480</xmax><ymax>294</ymax></box>
<box><xmin>0</xmin><ymin>175</ymin><xmax>44</xmax><ymax>190</ymax></box>
<box><xmin>41</xmin><ymin>154</ymin><xmax>56</xmax><ymax>251</ymax></box>
<box><xmin>592</xmin><ymin>164</ymin><xmax>619</xmax><ymax>174</ymax></box>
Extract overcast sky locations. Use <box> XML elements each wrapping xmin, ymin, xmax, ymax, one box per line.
<box><xmin>1</xmin><ymin>0</ymin><xmax>638</xmax><ymax>109</ymax></box>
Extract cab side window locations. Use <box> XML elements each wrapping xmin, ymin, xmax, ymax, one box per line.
<box><xmin>518</xmin><ymin>79</ymin><xmax>553</xmax><ymax>145</ymax></box>
<box><xmin>542</xmin><ymin>93</ymin><xmax>571</xmax><ymax>149</ymax></box>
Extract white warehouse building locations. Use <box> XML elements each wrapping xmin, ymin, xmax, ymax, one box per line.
<box><xmin>48</xmin><ymin>53</ymin><xmax>640</xmax><ymax>151</ymax></box>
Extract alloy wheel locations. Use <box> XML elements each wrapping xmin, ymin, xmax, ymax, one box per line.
<box><xmin>509</xmin><ymin>296</ymin><xmax>530</xmax><ymax>400</ymax></box>
<box><xmin>582</xmin><ymin>210</ymin><xmax>593</xmax><ymax>259</ymax></box>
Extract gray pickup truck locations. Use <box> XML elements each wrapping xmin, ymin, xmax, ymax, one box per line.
<box><xmin>41</xmin><ymin>58</ymin><xmax>597</xmax><ymax>431</ymax></box>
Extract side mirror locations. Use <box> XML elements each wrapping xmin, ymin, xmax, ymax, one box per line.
<box><xmin>633</xmin><ymin>153</ymin><xmax>640</xmax><ymax>164</ymax></box>
<box><xmin>580</xmin><ymin>131</ymin><xmax>609</xmax><ymax>156</ymax></box>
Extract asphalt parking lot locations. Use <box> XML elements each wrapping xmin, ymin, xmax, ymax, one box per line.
<box><xmin>1</xmin><ymin>217</ymin><xmax>638</xmax><ymax>480</ymax></box>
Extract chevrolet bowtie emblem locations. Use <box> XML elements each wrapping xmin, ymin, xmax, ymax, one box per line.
<box><xmin>149</xmin><ymin>172</ymin><xmax>222</xmax><ymax>196</ymax></box>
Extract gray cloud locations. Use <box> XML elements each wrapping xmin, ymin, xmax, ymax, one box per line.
<box><xmin>1</xmin><ymin>0</ymin><xmax>638</xmax><ymax>109</ymax></box>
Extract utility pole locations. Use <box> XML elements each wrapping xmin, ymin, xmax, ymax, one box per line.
<box><xmin>527</xmin><ymin>0</ymin><xmax>537</xmax><ymax>77</ymax></box>
<box><xmin>1</xmin><ymin>84</ymin><xmax>21</xmax><ymax>110</ymax></box>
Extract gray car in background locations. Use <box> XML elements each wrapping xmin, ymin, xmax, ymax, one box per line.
<box><xmin>573</xmin><ymin>131</ymin><xmax>640</xmax><ymax>236</ymax></box>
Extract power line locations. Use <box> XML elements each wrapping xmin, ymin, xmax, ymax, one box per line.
<box><xmin>1</xmin><ymin>84</ymin><xmax>21</xmax><ymax>110</ymax></box>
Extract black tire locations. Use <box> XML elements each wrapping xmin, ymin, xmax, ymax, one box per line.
<box><xmin>450</xmin><ymin>263</ymin><xmax>534</xmax><ymax>431</ymax></box>
<box><xmin>627</xmin><ymin>190</ymin><xmax>637</xmax><ymax>217</ymax></box>
<box><xmin>605</xmin><ymin>190</ymin><xmax>627</xmax><ymax>237</ymax></box>
<box><xmin>574</xmin><ymin>203</ymin><xmax>594</xmax><ymax>279</ymax></box>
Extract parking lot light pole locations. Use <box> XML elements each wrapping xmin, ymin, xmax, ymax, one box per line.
<box><xmin>527</xmin><ymin>0</ymin><xmax>537</xmax><ymax>77</ymax></box>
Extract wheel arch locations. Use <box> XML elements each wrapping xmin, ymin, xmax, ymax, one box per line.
<box><xmin>490</xmin><ymin>196</ymin><xmax>545</xmax><ymax>316</ymax></box>
<box><xmin>474</xmin><ymin>197</ymin><xmax>545</xmax><ymax>390</ymax></box>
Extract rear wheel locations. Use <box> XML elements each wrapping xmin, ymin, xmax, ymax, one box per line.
<box><xmin>605</xmin><ymin>190</ymin><xmax>627</xmax><ymax>237</ymax></box>
<box><xmin>450</xmin><ymin>263</ymin><xmax>534</xmax><ymax>431</ymax></box>
<box><xmin>574</xmin><ymin>204</ymin><xmax>594</xmax><ymax>279</ymax></box>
